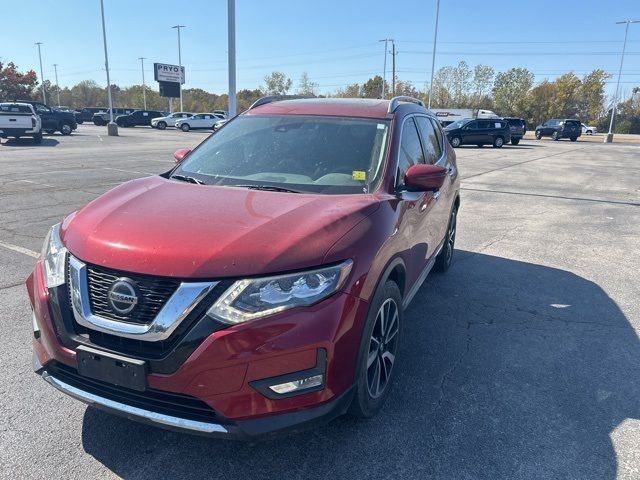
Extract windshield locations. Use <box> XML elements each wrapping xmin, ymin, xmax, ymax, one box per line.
<box><xmin>172</xmin><ymin>115</ymin><xmax>390</xmax><ymax>194</ymax></box>
<box><xmin>445</xmin><ymin>120</ymin><xmax>466</xmax><ymax>129</ymax></box>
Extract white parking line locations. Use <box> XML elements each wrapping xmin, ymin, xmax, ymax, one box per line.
<box><xmin>0</xmin><ymin>241</ymin><xmax>39</xmax><ymax>258</ymax></box>
<box><xmin>15</xmin><ymin>179</ymin><xmax>55</xmax><ymax>188</ymax></box>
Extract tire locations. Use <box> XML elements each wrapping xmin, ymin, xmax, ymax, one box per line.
<box><xmin>434</xmin><ymin>206</ymin><xmax>457</xmax><ymax>273</ymax></box>
<box><xmin>535</xmin><ymin>131</ymin><xmax>542</xmax><ymax>140</ymax></box>
<box><xmin>45</xmin><ymin>129</ymin><xmax>55</xmax><ymax>135</ymax></box>
<box><xmin>349</xmin><ymin>280</ymin><xmax>402</xmax><ymax>419</ymax></box>
<box><xmin>181</xmin><ymin>123</ymin><xmax>190</xmax><ymax>132</ymax></box>
<box><xmin>157</xmin><ymin>121</ymin><xmax>167</xmax><ymax>130</ymax></box>
<box><xmin>570</xmin><ymin>137</ymin><xmax>577</xmax><ymax>142</ymax></box>
<box><xmin>33</xmin><ymin>132</ymin><xmax>43</xmax><ymax>144</ymax></box>
<box><xmin>586</xmin><ymin>130</ymin><xmax>593</xmax><ymax>135</ymax></box>
<box><xmin>493</xmin><ymin>136</ymin><xmax>504</xmax><ymax>148</ymax></box>
<box><xmin>552</xmin><ymin>131</ymin><xmax>560</xmax><ymax>141</ymax></box>
<box><xmin>60</xmin><ymin>122</ymin><xmax>72</xmax><ymax>135</ymax></box>
<box><xmin>450</xmin><ymin>136</ymin><xmax>461</xmax><ymax>148</ymax></box>
<box><xmin>511</xmin><ymin>138</ymin><xmax>520</xmax><ymax>145</ymax></box>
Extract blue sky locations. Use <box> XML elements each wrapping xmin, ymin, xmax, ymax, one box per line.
<box><xmin>2</xmin><ymin>0</ymin><xmax>639</xmax><ymax>97</ymax></box>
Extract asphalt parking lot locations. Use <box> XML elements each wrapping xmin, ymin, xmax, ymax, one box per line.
<box><xmin>1</xmin><ymin>125</ymin><xmax>638</xmax><ymax>479</ymax></box>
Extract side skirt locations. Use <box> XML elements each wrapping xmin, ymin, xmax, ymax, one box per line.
<box><xmin>401</xmin><ymin>240</ymin><xmax>444</xmax><ymax>310</ymax></box>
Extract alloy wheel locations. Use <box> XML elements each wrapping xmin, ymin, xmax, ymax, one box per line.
<box><xmin>367</xmin><ymin>298</ymin><xmax>399</xmax><ymax>399</ymax></box>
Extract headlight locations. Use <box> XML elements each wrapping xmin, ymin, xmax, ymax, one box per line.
<box><xmin>207</xmin><ymin>260</ymin><xmax>353</xmax><ymax>324</ymax></box>
<box><xmin>41</xmin><ymin>223</ymin><xmax>67</xmax><ymax>288</ymax></box>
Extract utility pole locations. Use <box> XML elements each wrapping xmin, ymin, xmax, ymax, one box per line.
<box><xmin>100</xmin><ymin>0</ymin><xmax>117</xmax><ymax>135</ymax></box>
<box><xmin>428</xmin><ymin>0</ymin><xmax>441</xmax><ymax>109</ymax></box>
<box><xmin>53</xmin><ymin>63</ymin><xmax>60</xmax><ymax>107</ymax></box>
<box><xmin>379</xmin><ymin>39</ymin><xmax>390</xmax><ymax>98</ymax></box>
<box><xmin>391</xmin><ymin>40</ymin><xmax>396</xmax><ymax>96</ymax></box>
<box><xmin>228</xmin><ymin>0</ymin><xmax>236</xmax><ymax>117</ymax></box>
<box><xmin>35</xmin><ymin>42</ymin><xmax>46</xmax><ymax>104</ymax></box>
<box><xmin>172</xmin><ymin>25</ymin><xmax>186</xmax><ymax>112</ymax></box>
<box><xmin>605</xmin><ymin>19</ymin><xmax>639</xmax><ymax>143</ymax></box>
<box><xmin>138</xmin><ymin>57</ymin><xmax>147</xmax><ymax>110</ymax></box>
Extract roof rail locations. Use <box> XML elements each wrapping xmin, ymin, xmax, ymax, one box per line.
<box><xmin>248</xmin><ymin>95</ymin><xmax>316</xmax><ymax>110</ymax></box>
<box><xmin>387</xmin><ymin>96</ymin><xmax>425</xmax><ymax>114</ymax></box>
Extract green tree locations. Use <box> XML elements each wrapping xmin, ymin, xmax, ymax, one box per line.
<box><xmin>334</xmin><ymin>83</ymin><xmax>361</xmax><ymax>98</ymax></box>
<box><xmin>471</xmin><ymin>64</ymin><xmax>495</xmax><ymax>106</ymax></box>
<box><xmin>550</xmin><ymin>73</ymin><xmax>581</xmax><ymax>119</ymax></box>
<box><xmin>263</xmin><ymin>71</ymin><xmax>292</xmax><ymax>95</ymax></box>
<box><xmin>0</xmin><ymin>62</ymin><xmax>38</xmax><ymax>101</ymax></box>
<box><xmin>296</xmin><ymin>72</ymin><xmax>318</xmax><ymax>96</ymax></box>
<box><xmin>362</xmin><ymin>75</ymin><xmax>384</xmax><ymax>98</ymax></box>
<box><xmin>522</xmin><ymin>80</ymin><xmax>557</xmax><ymax>127</ymax></box>
<box><xmin>492</xmin><ymin>67</ymin><xmax>534</xmax><ymax>116</ymax></box>
<box><xmin>431</xmin><ymin>65</ymin><xmax>454</xmax><ymax>107</ymax></box>
<box><xmin>577</xmin><ymin>69</ymin><xmax>608</xmax><ymax>123</ymax></box>
<box><xmin>450</xmin><ymin>61</ymin><xmax>472</xmax><ymax>106</ymax></box>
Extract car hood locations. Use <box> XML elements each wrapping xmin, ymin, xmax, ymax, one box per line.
<box><xmin>61</xmin><ymin>176</ymin><xmax>379</xmax><ymax>278</ymax></box>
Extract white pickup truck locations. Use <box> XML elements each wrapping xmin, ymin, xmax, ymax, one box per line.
<box><xmin>0</xmin><ymin>102</ymin><xmax>43</xmax><ymax>144</ymax></box>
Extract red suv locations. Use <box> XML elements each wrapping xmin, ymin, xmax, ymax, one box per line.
<box><xmin>28</xmin><ymin>96</ymin><xmax>460</xmax><ymax>438</ymax></box>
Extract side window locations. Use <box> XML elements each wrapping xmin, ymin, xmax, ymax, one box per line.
<box><xmin>34</xmin><ymin>104</ymin><xmax>50</xmax><ymax>114</ymax></box>
<box><xmin>397</xmin><ymin>118</ymin><xmax>425</xmax><ymax>185</ymax></box>
<box><xmin>415</xmin><ymin>117</ymin><xmax>442</xmax><ymax>164</ymax></box>
<box><xmin>465</xmin><ymin>121</ymin><xmax>477</xmax><ymax>130</ymax></box>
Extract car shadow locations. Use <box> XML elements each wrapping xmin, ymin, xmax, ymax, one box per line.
<box><xmin>80</xmin><ymin>251</ymin><xmax>639</xmax><ymax>479</ymax></box>
<box><xmin>1</xmin><ymin>138</ymin><xmax>59</xmax><ymax>147</ymax></box>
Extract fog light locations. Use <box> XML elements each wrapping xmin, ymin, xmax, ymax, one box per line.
<box><xmin>32</xmin><ymin>311</ymin><xmax>40</xmax><ymax>339</ymax></box>
<box><xmin>268</xmin><ymin>374</ymin><xmax>323</xmax><ymax>395</ymax></box>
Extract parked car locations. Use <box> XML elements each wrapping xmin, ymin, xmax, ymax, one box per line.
<box><xmin>175</xmin><ymin>113</ymin><xmax>225</xmax><ymax>131</ymax></box>
<box><xmin>581</xmin><ymin>123</ymin><xmax>597</xmax><ymax>135</ymax></box>
<box><xmin>212</xmin><ymin>118</ymin><xmax>228</xmax><ymax>131</ymax></box>
<box><xmin>115</xmin><ymin>110</ymin><xmax>164</xmax><ymax>127</ymax></box>
<box><xmin>76</xmin><ymin>107</ymin><xmax>108</xmax><ymax>124</ymax></box>
<box><xmin>535</xmin><ymin>119</ymin><xmax>581</xmax><ymax>141</ymax></box>
<box><xmin>92</xmin><ymin>108</ymin><xmax>135</xmax><ymax>126</ymax></box>
<box><xmin>20</xmin><ymin>100</ymin><xmax>77</xmax><ymax>135</ymax></box>
<box><xmin>503</xmin><ymin>117</ymin><xmax>526</xmax><ymax>145</ymax></box>
<box><xmin>0</xmin><ymin>102</ymin><xmax>42</xmax><ymax>144</ymax></box>
<box><xmin>444</xmin><ymin>118</ymin><xmax>511</xmax><ymax>148</ymax></box>
<box><xmin>151</xmin><ymin>112</ymin><xmax>195</xmax><ymax>129</ymax></box>
<box><xmin>213</xmin><ymin>110</ymin><xmax>228</xmax><ymax>119</ymax></box>
<box><xmin>29</xmin><ymin>95</ymin><xmax>460</xmax><ymax>439</ymax></box>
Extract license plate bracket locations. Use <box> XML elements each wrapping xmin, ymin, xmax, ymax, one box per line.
<box><xmin>76</xmin><ymin>345</ymin><xmax>147</xmax><ymax>391</ymax></box>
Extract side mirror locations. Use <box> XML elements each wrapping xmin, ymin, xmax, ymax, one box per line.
<box><xmin>173</xmin><ymin>148</ymin><xmax>191</xmax><ymax>163</ymax></box>
<box><xmin>404</xmin><ymin>164</ymin><xmax>447</xmax><ymax>191</ymax></box>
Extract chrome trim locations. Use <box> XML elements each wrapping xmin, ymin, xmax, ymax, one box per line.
<box><xmin>68</xmin><ymin>255</ymin><xmax>217</xmax><ymax>341</ymax></box>
<box><xmin>42</xmin><ymin>373</ymin><xmax>228</xmax><ymax>434</ymax></box>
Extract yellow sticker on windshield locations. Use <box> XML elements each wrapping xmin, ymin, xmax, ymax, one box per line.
<box><xmin>352</xmin><ymin>171</ymin><xmax>367</xmax><ymax>181</ymax></box>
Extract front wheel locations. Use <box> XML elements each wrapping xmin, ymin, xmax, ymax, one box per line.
<box><xmin>570</xmin><ymin>137</ymin><xmax>578</xmax><ymax>142</ymax></box>
<box><xmin>157</xmin><ymin>121</ymin><xmax>167</xmax><ymax>130</ymax></box>
<box><xmin>434</xmin><ymin>207</ymin><xmax>457</xmax><ymax>273</ymax></box>
<box><xmin>535</xmin><ymin>131</ymin><xmax>542</xmax><ymax>140</ymax></box>
<box><xmin>493</xmin><ymin>136</ymin><xmax>504</xmax><ymax>148</ymax></box>
<box><xmin>181</xmin><ymin>123</ymin><xmax>190</xmax><ymax>132</ymax></box>
<box><xmin>552</xmin><ymin>131</ymin><xmax>560</xmax><ymax>141</ymax></box>
<box><xmin>60</xmin><ymin>123</ymin><xmax>72</xmax><ymax>135</ymax></box>
<box><xmin>450</xmin><ymin>136</ymin><xmax>461</xmax><ymax>148</ymax></box>
<box><xmin>349</xmin><ymin>281</ymin><xmax>402</xmax><ymax>418</ymax></box>
<box><xmin>511</xmin><ymin>138</ymin><xmax>520</xmax><ymax>145</ymax></box>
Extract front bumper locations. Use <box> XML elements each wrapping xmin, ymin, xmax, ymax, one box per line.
<box><xmin>28</xmin><ymin>259</ymin><xmax>368</xmax><ymax>437</ymax></box>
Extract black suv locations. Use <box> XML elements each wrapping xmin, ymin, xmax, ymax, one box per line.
<box><xmin>535</xmin><ymin>119</ymin><xmax>581</xmax><ymax>141</ymax></box>
<box><xmin>444</xmin><ymin>118</ymin><xmax>511</xmax><ymax>148</ymax></box>
<box><xmin>115</xmin><ymin>110</ymin><xmax>164</xmax><ymax>127</ymax></box>
<box><xmin>503</xmin><ymin>117</ymin><xmax>526</xmax><ymax>145</ymax></box>
<box><xmin>20</xmin><ymin>101</ymin><xmax>77</xmax><ymax>135</ymax></box>
<box><xmin>76</xmin><ymin>107</ymin><xmax>108</xmax><ymax>124</ymax></box>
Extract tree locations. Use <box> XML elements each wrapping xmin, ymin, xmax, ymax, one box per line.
<box><xmin>0</xmin><ymin>62</ymin><xmax>38</xmax><ymax>101</ymax></box>
<box><xmin>334</xmin><ymin>83</ymin><xmax>361</xmax><ymax>98</ymax></box>
<box><xmin>522</xmin><ymin>80</ymin><xmax>557</xmax><ymax>127</ymax></box>
<box><xmin>431</xmin><ymin>65</ymin><xmax>455</xmax><ymax>107</ymax></box>
<box><xmin>471</xmin><ymin>64</ymin><xmax>495</xmax><ymax>106</ymax></box>
<box><xmin>550</xmin><ymin>73</ymin><xmax>581</xmax><ymax>119</ymax></box>
<box><xmin>577</xmin><ymin>69</ymin><xmax>608</xmax><ymax>123</ymax></box>
<box><xmin>492</xmin><ymin>67</ymin><xmax>534</xmax><ymax>116</ymax></box>
<box><xmin>450</xmin><ymin>61</ymin><xmax>472</xmax><ymax>106</ymax></box>
<box><xmin>296</xmin><ymin>72</ymin><xmax>318</xmax><ymax>96</ymax></box>
<box><xmin>393</xmin><ymin>80</ymin><xmax>420</xmax><ymax>98</ymax></box>
<box><xmin>362</xmin><ymin>75</ymin><xmax>384</xmax><ymax>98</ymax></box>
<box><xmin>263</xmin><ymin>71</ymin><xmax>292</xmax><ymax>95</ymax></box>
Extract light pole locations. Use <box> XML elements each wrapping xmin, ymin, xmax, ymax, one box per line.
<box><xmin>53</xmin><ymin>63</ymin><xmax>60</xmax><ymax>107</ymax></box>
<box><xmin>428</xmin><ymin>0</ymin><xmax>441</xmax><ymax>109</ymax></box>
<box><xmin>390</xmin><ymin>40</ymin><xmax>396</xmax><ymax>96</ymax></box>
<box><xmin>35</xmin><ymin>42</ymin><xmax>46</xmax><ymax>104</ymax></box>
<box><xmin>228</xmin><ymin>0</ymin><xmax>236</xmax><ymax>117</ymax></box>
<box><xmin>605</xmin><ymin>19</ymin><xmax>639</xmax><ymax>143</ymax></box>
<box><xmin>172</xmin><ymin>25</ymin><xmax>186</xmax><ymax>112</ymax></box>
<box><xmin>379</xmin><ymin>39</ymin><xmax>390</xmax><ymax>99</ymax></box>
<box><xmin>138</xmin><ymin>57</ymin><xmax>147</xmax><ymax>110</ymax></box>
<box><xmin>100</xmin><ymin>0</ymin><xmax>117</xmax><ymax>135</ymax></box>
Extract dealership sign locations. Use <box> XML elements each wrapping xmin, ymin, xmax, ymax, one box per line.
<box><xmin>153</xmin><ymin>63</ymin><xmax>185</xmax><ymax>84</ymax></box>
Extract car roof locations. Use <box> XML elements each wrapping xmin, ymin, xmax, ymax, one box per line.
<box><xmin>245</xmin><ymin>98</ymin><xmax>422</xmax><ymax>119</ymax></box>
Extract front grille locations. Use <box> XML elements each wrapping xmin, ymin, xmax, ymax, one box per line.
<box><xmin>85</xmin><ymin>264</ymin><xmax>180</xmax><ymax>325</ymax></box>
<box><xmin>47</xmin><ymin>362</ymin><xmax>223</xmax><ymax>424</ymax></box>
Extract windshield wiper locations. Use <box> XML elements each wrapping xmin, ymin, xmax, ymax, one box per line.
<box><xmin>234</xmin><ymin>184</ymin><xmax>301</xmax><ymax>193</ymax></box>
<box><xmin>171</xmin><ymin>174</ymin><xmax>205</xmax><ymax>185</ymax></box>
